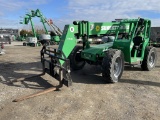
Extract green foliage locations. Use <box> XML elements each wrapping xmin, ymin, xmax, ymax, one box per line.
<box><xmin>27</xmin><ymin>31</ymin><xmax>33</xmax><ymax>36</ymax></box>
<box><xmin>20</xmin><ymin>29</ymin><xmax>33</xmax><ymax>37</ymax></box>
<box><xmin>20</xmin><ymin>29</ymin><xmax>47</xmax><ymax>37</ymax></box>
<box><xmin>36</xmin><ymin>29</ymin><xmax>46</xmax><ymax>34</ymax></box>
<box><xmin>20</xmin><ymin>29</ymin><xmax>28</xmax><ymax>37</ymax></box>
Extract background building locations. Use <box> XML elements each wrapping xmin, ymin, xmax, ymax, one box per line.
<box><xmin>0</xmin><ymin>28</ymin><xmax>19</xmax><ymax>37</ymax></box>
<box><xmin>150</xmin><ymin>27</ymin><xmax>160</xmax><ymax>42</ymax></box>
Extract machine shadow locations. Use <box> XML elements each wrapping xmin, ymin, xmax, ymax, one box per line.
<box><xmin>71</xmin><ymin>73</ymin><xmax>106</xmax><ymax>85</ymax></box>
<box><xmin>71</xmin><ymin>64</ymin><xmax>160</xmax><ymax>87</ymax></box>
<box><xmin>0</xmin><ymin>61</ymin><xmax>54</xmax><ymax>89</ymax></box>
<box><xmin>72</xmin><ymin>63</ymin><xmax>142</xmax><ymax>84</ymax></box>
<box><xmin>71</xmin><ymin>64</ymin><xmax>106</xmax><ymax>84</ymax></box>
<box><xmin>72</xmin><ymin>68</ymin><xmax>160</xmax><ymax>87</ymax></box>
<box><xmin>14</xmin><ymin>45</ymin><xmax>23</xmax><ymax>46</ymax></box>
<box><xmin>155</xmin><ymin>66</ymin><xmax>160</xmax><ymax>68</ymax></box>
<box><xmin>124</xmin><ymin>66</ymin><xmax>141</xmax><ymax>71</ymax></box>
<box><xmin>8</xmin><ymin>76</ymin><xmax>54</xmax><ymax>90</ymax></box>
<box><xmin>1</xmin><ymin>62</ymin><xmax>159</xmax><ymax>89</ymax></box>
<box><xmin>120</xmin><ymin>79</ymin><xmax>160</xmax><ymax>87</ymax></box>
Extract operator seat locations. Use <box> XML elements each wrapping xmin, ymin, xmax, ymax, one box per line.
<box><xmin>131</xmin><ymin>36</ymin><xmax>143</xmax><ymax>57</ymax></box>
<box><xmin>133</xmin><ymin>36</ymin><xmax>143</xmax><ymax>49</ymax></box>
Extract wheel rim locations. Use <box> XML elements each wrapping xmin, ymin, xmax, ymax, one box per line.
<box><xmin>149</xmin><ymin>51</ymin><xmax>156</xmax><ymax>67</ymax></box>
<box><xmin>114</xmin><ymin>56</ymin><xmax>122</xmax><ymax>78</ymax></box>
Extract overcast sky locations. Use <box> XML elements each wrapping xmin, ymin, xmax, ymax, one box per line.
<box><xmin>0</xmin><ymin>0</ymin><xmax>160</xmax><ymax>30</ymax></box>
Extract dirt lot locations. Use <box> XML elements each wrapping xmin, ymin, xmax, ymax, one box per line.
<box><xmin>0</xmin><ymin>41</ymin><xmax>160</xmax><ymax>120</ymax></box>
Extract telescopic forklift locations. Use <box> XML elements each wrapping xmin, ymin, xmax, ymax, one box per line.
<box><xmin>40</xmin><ymin>18</ymin><xmax>157</xmax><ymax>87</ymax></box>
<box><xmin>13</xmin><ymin>18</ymin><xmax>157</xmax><ymax>102</ymax></box>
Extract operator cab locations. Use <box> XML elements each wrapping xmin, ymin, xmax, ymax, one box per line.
<box><xmin>131</xmin><ymin>24</ymin><xmax>145</xmax><ymax>57</ymax></box>
<box><xmin>102</xmin><ymin>36</ymin><xmax>115</xmax><ymax>43</ymax></box>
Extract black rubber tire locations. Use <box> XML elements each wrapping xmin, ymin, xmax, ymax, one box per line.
<box><xmin>152</xmin><ymin>45</ymin><xmax>157</xmax><ymax>47</ymax></box>
<box><xmin>55</xmin><ymin>42</ymin><xmax>59</xmax><ymax>45</ymax></box>
<box><xmin>23</xmin><ymin>42</ymin><xmax>27</xmax><ymax>46</ymax></box>
<box><xmin>141</xmin><ymin>46</ymin><xmax>157</xmax><ymax>71</ymax></box>
<box><xmin>39</xmin><ymin>40</ymin><xmax>50</xmax><ymax>46</ymax></box>
<box><xmin>44</xmin><ymin>41</ymin><xmax>50</xmax><ymax>46</ymax></box>
<box><xmin>39</xmin><ymin>40</ymin><xmax>44</xmax><ymax>45</ymax></box>
<box><xmin>32</xmin><ymin>43</ymin><xmax>36</xmax><ymax>47</ymax></box>
<box><xmin>50</xmin><ymin>41</ymin><xmax>55</xmax><ymax>45</ymax></box>
<box><xmin>69</xmin><ymin>46</ymin><xmax>86</xmax><ymax>70</ymax></box>
<box><xmin>9</xmin><ymin>40</ymin><xmax>11</xmax><ymax>44</ymax></box>
<box><xmin>102</xmin><ymin>49</ymin><xmax>124</xmax><ymax>83</ymax></box>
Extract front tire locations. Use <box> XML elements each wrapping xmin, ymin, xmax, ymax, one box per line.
<box><xmin>141</xmin><ymin>46</ymin><xmax>157</xmax><ymax>71</ymax></box>
<box><xmin>69</xmin><ymin>46</ymin><xmax>86</xmax><ymax>70</ymax></box>
<box><xmin>102</xmin><ymin>49</ymin><xmax>124</xmax><ymax>83</ymax></box>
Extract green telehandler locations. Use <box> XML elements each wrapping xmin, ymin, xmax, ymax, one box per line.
<box><xmin>40</xmin><ymin>18</ymin><xmax>157</xmax><ymax>87</ymax></box>
<box><xmin>12</xmin><ymin>18</ymin><xmax>158</xmax><ymax>102</ymax></box>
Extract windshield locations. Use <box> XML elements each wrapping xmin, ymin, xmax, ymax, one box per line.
<box><xmin>117</xmin><ymin>33</ymin><xmax>129</xmax><ymax>40</ymax></box>
<box><xmin>102</xmin><ymin>36</ymin><xmax>115</xmax><ymax>43</ymax></box>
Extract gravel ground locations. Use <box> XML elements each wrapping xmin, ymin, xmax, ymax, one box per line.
<box><xmin>0</xmin><ymin>41</ymin><xmax>160</xmax><ymax>120</ymax></box>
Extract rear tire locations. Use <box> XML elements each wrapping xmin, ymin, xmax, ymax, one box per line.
<box><xmin>50</xmin><ymin>41</ymin><xmax>56</xmax><ymax>45</ymax></box>
<box><xmin>32</xmin><ymin>43</ymin><xmax>36</xmax><ymax>47</ymax></box>
<box><xmin>23</xmin><ymin>42</ymin><xmax>27</xmax><ymax>46</ymax></box>
<box><xmin>141</xmin><ymin>46</ymin><xmax>157</xmax><ymax>71</ymax></box>
<box><xmin>39</xmin><ymin>40</ymin><xmax>50</xmax><ymax>46</ymax></box>
<box><xmin>44</xmin><ymin>41</ymin><xmax>50</xmax><ymax>46</ymax></box>
<box><xmin>102</xmin><ymin>49</ymin><xmax>124</xmax><ymax>83</ymax></box>
<box><xmin>69</xmin><ymin>46</ymin><xmax>86</xmax><ymax>70</ymax></box>
<box><xmin>9</xmin><ymin>40</ymin><xmax>11</xmax><ymax>44</ymax></box>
